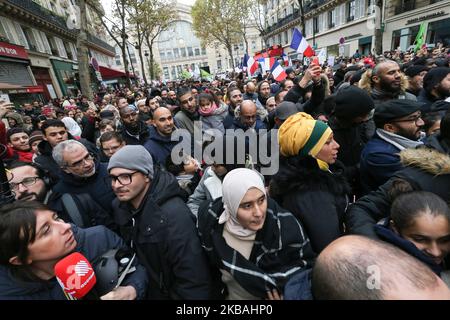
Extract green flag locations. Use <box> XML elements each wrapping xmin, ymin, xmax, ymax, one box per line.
<box><xmin>413</xmin><ymin>22</ymin><xmax>426</xmax><ymax>53</ymax></box>
<box><xmin>200</xmin><ymin>68</ymin><xmax>211</xmax><ymax>78</ymax></box>
<box><xmin>180</xmin><ymin>70</ymin><xmax>192</xmax><ymax>79</ymax></box>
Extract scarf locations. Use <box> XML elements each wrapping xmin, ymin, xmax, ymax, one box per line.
<box><xmin>218</xmin><ymin>168</ymin><xmax>266</xmax><ymax>238</ymax></box>
<box><xmin>376</xmin><ymin>129</ymin><xmax>423</xmax><ymax>151</ymax></box>
<box><xmin>198</xmin><ymin>197</ymin><xmax>315</xmax><ymax>298</ymax></box>
<box><xmin>198</xmin><ymin>102</ymin><xmax>218</xmax><ymax>116</ymax></box>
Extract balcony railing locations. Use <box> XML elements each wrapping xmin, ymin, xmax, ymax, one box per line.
<box><xmin>6</xmin><ymin>0</ymin><xmax>115</xmax><ymax>55</ymax></box>
<box><xmin>264</xmin><ymin>9</ymin><xmax>301</xmax><ymax>34</ymax></box>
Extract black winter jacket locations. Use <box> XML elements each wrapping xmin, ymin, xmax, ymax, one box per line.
<box><xmin>0</xmin><ymin>225</ymin><xmax>148</xmax><ymax>300</ymax></box>
<box><xmin>270</xmin><ymin>156</ymin><xmax>350</xmax><ymax>253</ymax></box>
<box><xmin>346</xmin><ymin>144</ymin><xmax>450</xmax><ymax>238</ymax></box>
<box><xmin>112</xmin><ymin>169</ymin><xmax>213</xmax><ymax>300</ymax></box>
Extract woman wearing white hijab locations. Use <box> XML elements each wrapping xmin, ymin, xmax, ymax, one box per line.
<box><xmin>61</xmin><ymin>116</ymin><xmax>82</xmax><ymax>138</ymax></box>
<box><xmin>197</xmin><ymin>168</ymin><xmax>315</xmax><ymax>300</ymax></box>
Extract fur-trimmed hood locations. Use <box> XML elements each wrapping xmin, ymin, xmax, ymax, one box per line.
<box><xmin>400</xmin><ymin>147</ymin><xmax>450</xmax><ymax>175</ymax></box>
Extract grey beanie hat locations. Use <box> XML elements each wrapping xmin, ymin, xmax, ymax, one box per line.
<box><xmin>107</xmin><ymin>145</ymin><xmax>154</xmax><ymax>179</ymax></box>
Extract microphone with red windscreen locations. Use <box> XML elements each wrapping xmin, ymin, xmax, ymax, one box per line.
<box><xmin>54</xmin><ymin>252</ymin><xmax>97</xmax><ymax>299</ymax></box>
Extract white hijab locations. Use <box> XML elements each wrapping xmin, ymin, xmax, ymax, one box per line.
<box><xmin>62</xmin><ymin>117</ymin><xmax>82</xmax><ymax>137</ymax></box>
<box><xmin>219</xmin><ymin>168</ymin><xmax>266</xmax><ymax>238</ymax></box>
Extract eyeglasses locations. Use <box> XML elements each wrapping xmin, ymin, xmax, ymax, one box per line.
<box><xmin>66</xmin><ymin>153</ymin><xmax>94</xmax><ymax>168</ymax></box>
<box><xmin>391</xmin><ymin>113</ymin><xmax>423</xmax><ymax>126</ymax></box>
<box><xmin>10</xmin><ymin>177</ymin><xmax>40</xmax><ymax>190</ymax></box>
<box><xmin>109</xmin><ymin>171</ymin><xmax>140</xmax><ymax>186</ymax></box>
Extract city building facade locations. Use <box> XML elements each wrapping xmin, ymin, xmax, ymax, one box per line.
<box><xmin>0</xmin><ymin>0</ymin><xmax>115</xmax><ymax>103</ymax></box>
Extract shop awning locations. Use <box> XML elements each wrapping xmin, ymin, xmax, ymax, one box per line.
<box><xmin>99</xmin><ymin>66</ymin><xmax>136</xmax><ymax>79</ymax></box>
<box><xmin>0</xmin><ymin>82</ymin><xmax>44</xmax><ymax>93</ymax></box>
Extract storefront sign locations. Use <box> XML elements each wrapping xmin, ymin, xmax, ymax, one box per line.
<box><xmin>406</xmin><ymin>11</ymin><xmax>447</xmax><ymax>25</ymax></box>
<box><xmin>0</xmin><ymin>42</ymin><xmax>29</xmax><ymax>60</ymax></box>
<box><xmin>344</xmin><ymin>33</ymin><xmax>363</xmax><ymax>41</ymax></box>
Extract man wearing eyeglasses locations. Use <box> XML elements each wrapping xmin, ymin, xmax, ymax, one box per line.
<box><xmin>51</xmin><ymin>140</ymin><xmax>116</xmax><ymax>213</ymax></box>
<box><xmin>6</xmin><ymin>161</ymin><xmax>115</xmax><ymax>229</ymax></box>
<box><xmin>360</xmin><ymin>99</ymin><xmax>425</xmax><ymax>194</ymax></box>
<box><xmin>108</xmin><ymin>145</ymin><xmax>214</xmax><ymax>300</ymax></box>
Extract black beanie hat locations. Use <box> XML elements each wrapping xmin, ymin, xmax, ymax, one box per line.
<box><xmin>374</xmin><ymin>99</ymin><xmax>424</xmax><ymax>128</ymax></box>
<box><xmin>423</xmin><ymin>67</ymin><xmax>450</xmax><ymax>93</ymax></box>
<box><xmin>430</xmin><ymin>100</ymin><xmax>450</xmax><ymax>113</ymax></box>
<box><xmin>404</xmin><ymin>65</ymin><xmax>428</xmax><ymax>78</ymax></box>
<box><xmin>333</xmin><ymin>86</ymin><xmax>375</xmax><ymax>120</ymax></box>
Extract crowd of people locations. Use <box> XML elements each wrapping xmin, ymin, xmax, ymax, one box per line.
<box><xmin>1</xmin><ymin>43</ymin><xmax>450</xmax><ymax>300</ymax></box>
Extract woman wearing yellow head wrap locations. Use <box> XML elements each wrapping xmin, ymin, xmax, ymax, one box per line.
<box><xmin>270</xmin><ymin>112</ymin><xmax>351</xmax><ymax>253</ymax></box>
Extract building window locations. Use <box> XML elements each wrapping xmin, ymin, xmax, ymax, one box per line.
<box><xmin>328</xmin><ymin>10</ymin><xmax>336</xmax><ymax>28</ymax></box>
<box><xmin>283</xmin><ymin>8</ymin><xmax>287</xmax><ymax>18</ymax></box>
<box><xmin>173</xmin><ymin>48</ymin><xmax>180</xmax><ymax>58</ymax></box>
<box><xmin>176</xmin><ymin>65</ymin><xmax>182</xmax><ymax>75</ymax></box>
<box><xmin>171</xmin><ymin>66</ymin><xmax>177</xmax><ymax>79</ymax></box>
<box><xmin>284</xmin><ymin>31</ymin><xmax>288</xmax><ymax>44</ymax></box>
<box><xmin>63</xmin><ymin>41</ymin><xmax>73</xmax><ymax>60</ymax></box>
<box><xmin>163</xmin><ymin>66</ymin><xmax>169</xmax><ymax>79</ymax></box>
<box><xmin>201</xmin><ymin>47</ymin><xmax>206</xmax><ymax>55</ymax></box>
<box><xmin>195</xmin><ymin>48</ymin><xmax>200</xmax><ymax>56</ymax></box>
<box><xmin>47</xmin><ymin>35</ymin><xmax>58</xmax><ymax>56</ymax></box>
<box><xmin>252</xmin><ymin>40</ymin><xmax>256</xmax><ymax>50</ymax></box>
<box><xmin>391</xmin><ymin>25</ymin><xmax>420</xmax><ymax>51</ymax></box>
<box><xmin>187</xmin><ymin>47</ymin><xmax>194</xmax><ymax>56</ymax></box>
<box><xmin>167</xmin><ymin>50</ymin><xmax>173</xmax><ymax>59</ymax></box>
<box><xmin>22</xmin><ymin>27</ymin><xmax>37</xmax><ymax>51</ymax></box>
<box><xmin>278</xmin><ymin>34</ymin><xmax>282</xmax><ymax>44</ymax></box>
<box><xmin>217</xmin><ymin>59</ymin><xmax>222</xmax><ymax>69</ymax></box>
<box><xmin>180</xmin><ymin>47</ymin><xmax>187</xmax><ymax>57</ymax></box>
<box><xmin>160</xmin><ymin>51</ymin><xmax>166</xmax><ymax>60</ymax></box>
<box><xmin>313</xmin><ymin>17</ymin><xmax>319</xmax><ymax>34</ymax></box>
<box><xmin>347</xmin><ymin>0</ymin><xmax>356</xmax><ymax>22</ymax></box>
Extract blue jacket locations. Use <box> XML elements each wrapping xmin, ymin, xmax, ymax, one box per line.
<box><xmin>143</xmin><ymin>126</ymin><xmax>178</xmax><ymax>166</ymax></box>
<box><xmin>0</xmin><ymin>225</ymin><xmax>148</xmax><ymax>300</ymax></box>
<box><xmin>360</xmin><ymin>133</ymin><xmax>403</xmax><ymax>194</ymax></box>
<box><xmin>53</xmin><ymin>159</ymin><xmax>115</xmax><ymax>213</ymax></box>
<box><xmin>374</xmin><ymin>219</ymin><xmax>442</xmax><ymax>275</ymax></box>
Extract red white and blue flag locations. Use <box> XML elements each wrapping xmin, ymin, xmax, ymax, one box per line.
<box><xmin>290</xmin><ymin>28</ymin><xmax>315</xmax><ymax>57</ymax></box>
<box><xmin>282</xmin><ymin>53</ymin><xmax>291</xmax><ymax>66</ymax></box>
<box><xmin>270</xmin><ymin>59</ymin><xmax>287</xmax><ymax>82</ymax></box>
<box><xmin>244</xmin><ymin>53</ymin><xmax>259</xmax><ymax>76</ymax></box>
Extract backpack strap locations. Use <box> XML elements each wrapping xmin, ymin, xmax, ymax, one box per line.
<box><xmin>61</xmin><ymin>193</ymin><xmax>85</xmax><ymax>228</ymax></box>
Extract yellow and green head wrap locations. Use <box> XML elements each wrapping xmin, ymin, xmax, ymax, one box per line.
<box><xmin>278</xmin><ymin>112</ymin><xmax>332</xmax><ymax>158</ymax></box>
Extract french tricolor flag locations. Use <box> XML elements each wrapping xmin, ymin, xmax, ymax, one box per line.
<box><xmin>270</xmin><ymin>59</ymin><xmax>287</xmax><ymax>82</ymax></box>
<box><xmin>282</xmin><ymin>53</ymin><xmax>291</xmax><ymax>66</ymax></box>
<box><xmin>244</xmin><ymin>54</ymin><xmax>259</xmax><ymax>76</ymax></box>
<box><xmin>290</xmin><ymin>28</ymin><xmax>315</xmax><ymax>57</ymax></box>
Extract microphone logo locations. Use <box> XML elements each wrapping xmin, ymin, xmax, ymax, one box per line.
<box><xmin>74</xmin><ymin>260</ymin><xmax>91</xmax><ymax>277</ymax></box>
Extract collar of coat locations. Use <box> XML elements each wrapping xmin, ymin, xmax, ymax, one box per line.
<box><xmin>197</xmin><ymin>197</ymin><xmax>315</xmax><ymax>298</ymax></box>
<box><xmin>400</xmin><ymin>147</ymin><xmax>450</xmax><ymax>176</ymax></box>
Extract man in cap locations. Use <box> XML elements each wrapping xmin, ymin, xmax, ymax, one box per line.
<box><xmin>418</xmin><ymin>67</ymin><xmax>450</xmax><ymax>113</ymax></box>
<box><xmin>404</xmin><ymin>65</ymin><xmax>428</xmax><ymax>97</ymax></box>
<box><xmin>360</xmin><ymin>99</ymin><xmax>425</xmax><ymax>193</ymax></box>
<box><xmin>108</xmin><ymin>145</ymin><xmax>214</xmax><ymax>299</ymax></box>
<box><xmin>274</xmin><ymin>101</ymin><xmax>299</xmax><ymax>128</ymax></box>
<box><xmin>327</xmin><ymin>86</ymin><xmax>375</xmax><ymax>197</ymax></box>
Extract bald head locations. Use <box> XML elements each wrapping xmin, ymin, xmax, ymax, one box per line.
<box><xmin>373</xmin><ymin>60</ymin><xmax>399</xmax><ymax>77</ymax></box>
<box><xmin>239</xmin><ymin>100</ymin><xmax>257</xmax><ymax>129</ymax></box>
<box><xmin>153</xmin><ymin>107</ymin><xmax>174</xmax><ymax>136</ymax></box>
<box><xmin>246</xmin><ymin>82</ymin><xmax>256</xmax><ymax>94</ymax></box>
<box><xmin>312</xmin><ymin>235</ymin><xmax>450</xmax><ymax>300</ymax></box>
